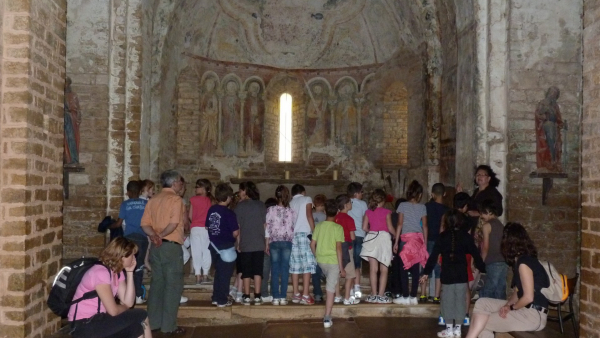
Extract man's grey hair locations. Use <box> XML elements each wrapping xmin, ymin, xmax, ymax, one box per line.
<box><xmin>160</xmin><ymin>169</ymin><xmax>181</xmax><ymax>188</ymax></box>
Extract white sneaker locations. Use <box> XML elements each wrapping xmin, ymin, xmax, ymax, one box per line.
<box><xmin>135</xmin><ymin>296</ymin><xmax>145</xmax><ymax>304</ymax></box>
<box><xmin>323</xmin><ymin>318</ymin><xmax>333</xmax><ymax>328</ymax></box>
<box><xmin>180</xmin><ymin>296</ymin><xmax>188</xmax><ymax>304</ymax></box>
<box><xmin>453</xmin><ymin>326</ymin><xmax>462</xmax><ymax>337</ymax></box>
<box><xmin>235</xmin><ymin>296</ymin><xmax>243</xmax><ymax>303</ymax></box>
<box><xmin>354</xmin><ymin>285</ymin><xmax>362</xmax><ymax>298</ymax></box>
<box><xmin>279</xmin><ymin>298</ymin><xmax>288</xmax><ymax>305</ymax></box>
<box><xmin>343</xmin><ymin>296</ymin><xmax>360</xmax><ymax>305</ymax></box>
<box><xmin>409</xmin><ymin>296</ymin><xmax>418</xmax><ymax>305</ymax></box>
<box><xmin>229</xmin><ymin>286</ymin><xmax>237</xmax><ymax>297</ymax></box>
<box><xmin>334</xmin><ymin>296</ymin><xmax>343</xmax><ymax>303</ymax></box>
<box><xmin>438</xmin><ymin>316</ymin><xmax>446</xmax><ymax>326</ymax></box>
<box><xmin>272</xmin><ymin>298</ymin><xmax>280</xmax><ymax>306</ymax></box>
<box><xmin>396</xmin><ymin>297</ymin><xmax>410</xmax><ymax>305</ymax></box>
<box><xmin>437</xmin><ymin>327</ymin><xmax>455</xmax><ymax>338</ymax></box>
<box><xmin>261</xmin><ymin>295</ymin><xmax>273</xmax><ymax>303</ymax></box>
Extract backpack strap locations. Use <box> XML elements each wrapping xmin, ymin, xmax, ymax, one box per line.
<box><xmin>69</xmin><ymin>262</ymin><xmax>112</xmax><ymax>325</ymax></box>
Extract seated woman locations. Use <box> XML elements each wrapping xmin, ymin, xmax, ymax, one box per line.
<box><xmin>68</xmin><ymin>237</ymin><xmax>152</xmax><ymax>338</ymax></box>
<box><xmin>466</xmin><ymin>223</ymin><xmax>549</xmax><ymax>338</ymax></box>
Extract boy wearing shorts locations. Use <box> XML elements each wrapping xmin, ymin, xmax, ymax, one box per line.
<box><xmin>310</xmin><ymin>199</ymin><xmax>345</xmax><ymax>328</ymax></box>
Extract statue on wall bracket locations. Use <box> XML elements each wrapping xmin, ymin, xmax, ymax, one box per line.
<box><xmin>64</xmin><ymin>77</ymin><xmax>82</xmax><ymax>167</ymax></box>
<box><xmin>535</xmin><ymin>86</ymin><xmax>565</xmax><ymax>173</ymax></box>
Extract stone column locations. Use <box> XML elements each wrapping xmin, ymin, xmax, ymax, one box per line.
<box><xmin>355</xmin><ymin>95</ymin><xmax>365</xmax><ymax>144</ymax></box>
<box><xmin>328</xmin><ymin>96</ymin><xmax>337</xmax><ymax>145</ymax></box>
<box><xmin>239</xmin><ymin>90</ymin><xmax>247</xmax><ymax>153</ymax></box>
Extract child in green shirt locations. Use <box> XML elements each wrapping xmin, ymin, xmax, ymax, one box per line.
<box><xmin>310</xmin><ymin>199</ymin><xmax>345</xmax><ymax>328</ymax></box>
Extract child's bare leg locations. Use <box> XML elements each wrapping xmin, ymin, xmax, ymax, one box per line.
<box><xmin>335</xmin><ymin>281</ymin><xmax>341</xmax><ymax>298</ymax></box>
<box><xmin>368</xmin><ymin>257</ymin><xmax>379</xmax><ymax>295</ymax></box>
<box><xmin>302</xmin><ymin>272</ymin><xmax>311</xmax><ymax>296</ymax></box>
<box><xmin>378</xmin><ymin>263</ymin><xmax>388</xmax><ymax>297</ymax></box>
<box><xmin>325</xmin><ymin>290</ymin><xmax>335</xmax><ymax>317</ymax></box>
<box><xmin>435</xmin><ymin>278</ymin><xmax>441</xmax><ymax>298</ymax></box>
<box><xmin>345</xmin><ymin>277</ymin><xmax>354</xmax><ymax>299</ymax></box>
<box><xmin>254</xmin><ymin>275</ymin><xmax>262</xmax><ymax>295</ymax></box>
<box><xmin>292</xmin><ymin>273</ymin><xmax>300</xmax><ymax>295</ymax></box>
<box><xmin>243</xmin><ymin>278</ymin><xmax>251</xmax><ymax>295</ymax></box>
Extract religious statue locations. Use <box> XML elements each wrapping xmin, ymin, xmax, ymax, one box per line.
<box><xmin>243</xmin><ymin>81</ymin><xmax>264</xmax><ymax>153</ymax></box>
<box><xmin>306</xmin><ymin>84</ymin><xmax>329</xmax><ymax>146</ymax></box>
<box><xmin>221</xmin><ymin>80</ymin><xmax>241</xmax><ymax>156</ymax></box>
<box><xmin>535</xmin><ymin>86</ymin><xmax>564</xmax><ymax>172</ymax></box>
<box><xmin>334</xmin><ymin>83</ymin><xmax>357</xmax><ymax>146</ymax></box>
<box><xmin>64</xmin><ymin>77</ymin><xmax>81</xmax><ymax>166</ymax></box>
<box><xmin>199</xmin><ymin>78</ymin><xmax>219</xmax><ymax>154</ymax></box>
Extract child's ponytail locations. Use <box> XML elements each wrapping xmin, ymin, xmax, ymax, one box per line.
<box><xmin>368</xmin><ymin>189</ymin><xmax>386</xmax><ymax>211</ymax></box>
<box><xmin>443</xmin><ymin>209</ymin><xmax>467</xmax><ymax>262</ymax></box>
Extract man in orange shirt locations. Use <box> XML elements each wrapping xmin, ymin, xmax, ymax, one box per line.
<box><xmin>141</xmin><ymin>169</ymin><xmax>186</xmax><ymax>335</ymax></box>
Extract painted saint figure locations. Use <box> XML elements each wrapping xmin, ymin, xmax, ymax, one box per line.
<box><xmin>221</xmin><ymin>81</ymin><xmax>241</xmax><ymax>156</ymax></box>
<box><xmin>64</xmin><ymin>77</ymin><xmax>81</xmax><ymax>165</ymax></box>
<box><xmin>535</xmin><ymin>86</ymin><xmax>564</xmax><ymax>171</ymax></box>
<box><xmin>243</xmin><ymin>82</ymin><xmax>264</xmax><ymax>153</ymax></box>
<box><xmin>199</xmin><ymin>78</ymin><xmax>219</xmax><ymax>154</ymax></box>
<box><xmin>306</xmin><ymin>84</ymin><xmax>328</xmax><ymax>146</ymax></box>
<box><xmin>334</xmin><ymin>83</ymin><xmax>357</xmax><ymax>146</ymax></box>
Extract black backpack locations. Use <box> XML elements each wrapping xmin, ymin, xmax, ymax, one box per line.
<box><xmin>47</xmin><ymin>257</ymin><xmax>111</xmax><ymax>319</ymax></box>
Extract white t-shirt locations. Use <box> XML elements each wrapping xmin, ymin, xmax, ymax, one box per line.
<box><xmin>290</xmin><ymin>194</ymin><xmax>313</xmax><ymax>233</ymax></box>
<box><xmin>349</xmin><ymin>198</ymin><xmax>368</xmax><ymax>237</ymax></box>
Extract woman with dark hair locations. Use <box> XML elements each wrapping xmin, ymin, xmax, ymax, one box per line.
<box><xmin>458</xmin><ymin>165</ymin><xmax>503</xmax><ymax>219</ymax></box>
<box><xmin>235</xmin><ymin>181</ymin><xmax>267</xmax><ymax>305</ymax></box>
<box><xmin>466</xmin><ymin>223</ymin><xmax>549</xmax><ymax>338</ymax></box>
<box><xmin>68</xmin><ymin>237</ymin><xmax>151</xmax><ymax>338</ymax></box>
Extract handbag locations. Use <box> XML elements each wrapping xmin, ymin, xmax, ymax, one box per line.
<box><xmin>210</xmin><ymin>242</ymin><xmax>237</xmax><ymax>263</ymax></box>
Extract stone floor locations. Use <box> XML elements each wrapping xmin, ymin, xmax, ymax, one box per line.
<box><xmin>47</xmin><ymin>317</ymin><xmax>576</xmax><ymax>338</ymax></box>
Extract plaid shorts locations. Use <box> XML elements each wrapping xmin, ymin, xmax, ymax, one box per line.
<box><xmin>289</xmin><ymin>232</ymin><xmax>316</xmax><ymax>274</ymax></box>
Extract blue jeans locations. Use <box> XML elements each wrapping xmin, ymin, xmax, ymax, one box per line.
<box><xmin>479</xmin><ymin>261</ymin><xmax>508</xmax><ymax>299</ymax></box>
<box><xmin>125</xmin><ymin>233</ymin><xmax>149</xmax><ymax>298</ymax></box>
<box><xmin>353</xmin><ymin>236</ymin><xmax>364</xmax><ymax>269</ymax></box>
<box><xmin>270</xmin><ymin>241</ymin><xmax>292</xmax><ymax>299</ymax></box>
<box><xmin>312</xmin><ymin>264</ymin><xmax>323</xmax><ymax>299</ymax></box>
<box><xmin>209</xmin><ymin>245</ymin><xmax>236</xmax><ymax>305</ymax></box>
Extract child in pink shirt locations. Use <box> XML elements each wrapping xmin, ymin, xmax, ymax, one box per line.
<box><xmin>359</xmin><ymin>189</ymin><xmax>394</xmax><ymax>304</ymax></box>
<box><xmin>189</xmin><ymin>179</ymin><xmax>215</xmax><ymax>284</ymax></box>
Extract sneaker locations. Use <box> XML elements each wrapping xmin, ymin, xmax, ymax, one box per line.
<box><xmin>292</xmin><ymin>293</ymin><xmax>302</xmax><ymax>303</ymax></box>
<box><xmin>453</xmin><ymin>326</ymin><xmax>462</xmax><ymax>337</ymax></box>
<box><xmin>464</xmin><ymin>315</ymin><xmax>470</xmax><ymax>326</ymax></box>
<box><xmin>392</xmin><ymin>296</ymin><xmax>404</xmax><ymax>305</ymax></box>
<box><xmin>384</xmin><ymin>291</ymin><xmax>393</xmax><ymax>298</ymax></box>
<box><xmin>211</xmin><ymin>301</ymin><xmax>217</xmax><ymax>305</ymax></box>
<box><xmin>235</xmin><ymin>296</ymin><xmax>243</xmax><ymax>303</ymax></box>
<box><xmin>334</xmin><ymin>296</ymin><xmax>343</xmax><ymax>303</ymax></box>
<box><xmin>343</xmin><ymin>296</ymin><xmax>360</xmax><ymax>305</ymax></box>
<box><xmin>180</xmin><ymin>296</ymin><xmax>188</xmax><ymax>304</ymax></box>
<box><xmin>229</xmin><ymin>286</ymin><xmax>238</xmax><ymax>297</ymax></box>
<box><xmin>279</xmin><ymin>298</ymin><xmax>288</xmax><ymax>305</ymax></box>
<box><xmin>365</xmin><ymin>295</ymin><xmax>377</xmax><ymax>303</ymax></box>
<box><xmin>314</xmin><ymin>295</ymin><xmax>324</xmax><ymax>303</ymax></box>
<box><xmin>254</xmin><ymin>297</ymin><xmax>262</xmax><ymax>305</ymax></box>
<box><xmin>261</xmin><ymin>295</ymin><xmax>273</xmax><ymax>303</ymax></box>
<box><xmin>272</xmin><ymin>298</ymin><xmax>280</xmax><ymax>306</ymax></box>
<box><xmin>377</xmin><ymin>295</ymin><xmax>392</xmax><ymax>304</ymax></box>
<box><xmin>409</xmin><ymin>297</ymin><xmax>418</xmax><ymax>305</ymax></box>
<box><xmin>323</xmin><ymin>318</ymin><xmax>333</xmax><ymax>328</ymax></box>
<box><xmin>437</xmin><ymin>327</ymin><xmax>455</xmax><ymax>338</ymax></box>
<box><xmin>300</xmin><ymin>295</ymin><xmax>315</xmax><ymax>305</ymax></box>
<box><xmin>217</xmin><ymin>300</ymin><xmax>233</xmax><ymax>307</ymax></box>
<box><xmin>428</xmin><ymin>296</ymin><xmax>435</xmax><ymax>302</ymax></box>
<box><xmin>433</xmin><ymin>297</ymin><xmax>441</xmax><ymax>304</ymax></box>
<box><xmin>354</xmin><ymin>285</ymin><xmax>363</xmax><ymax>298</ymax></box>
<box><xmin>135</xmin><ymin>296</ymin><xmax>145</xmax><ymax>304</ymax></box>
<box><xmin>242</xmin><ymin>295</ymin><xmax>251</xmax><ymax>306</ymax></box>
<box><xmin>438</xmin><ymin>316</ymin><xmax>446</xmax><ymax>326</ymax></box>
<box><xmin>419</xmin><ymin>295</ymin><xmax>427</xmax><ymax>303</ymax></box>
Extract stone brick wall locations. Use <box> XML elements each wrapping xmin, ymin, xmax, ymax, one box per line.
<box><xmin>581</xmin><ymin>1</ymin><xmax>600</xmax><ymax>335</ymax></box>
<box><xmin>505</xmin><ymin>0</ymin><xmax>582</xmax><ymax>276</ymax></box>
<box><xmin>64</xmin><ymin>0</ymin><xmax>143</xmax><ymax>259</ymax></box>
<box><xmin>0</xmin><ymin>1</ymin><xmax>66</xmax><ymax>337</ymax></box>
<box><xmin>382</xmin><ymin>82</ymin><xmax>408</xmax><ymax>166</ymax></box>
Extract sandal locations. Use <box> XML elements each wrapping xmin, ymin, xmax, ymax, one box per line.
<box><xmin>164</xmin><ymin>326</ymin><xmax>186</xmax><ymax>335</ymax></box>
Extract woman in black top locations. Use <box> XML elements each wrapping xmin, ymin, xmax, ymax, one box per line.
<box><xmin>466</xmin><ymin>223</ymin><xmax>550</xmax><ymax>338</ymax></box>
<box><xmin>457</xmin><ymin>165</ymin><xmax>504</xmax><ymax>222</ymax></box>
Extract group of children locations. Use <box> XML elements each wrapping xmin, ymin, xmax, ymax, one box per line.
<box><xmin>114</xmin><ymin>175</ymin><xmax>507</xmax><ymax>334</ymax></box>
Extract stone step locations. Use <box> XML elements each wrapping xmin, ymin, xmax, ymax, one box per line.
<box><xmin>135</xmin><ymin>301</ymin><xmax>441</xmax><ymax>327</ymax></box>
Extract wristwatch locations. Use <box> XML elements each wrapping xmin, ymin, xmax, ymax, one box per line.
<box><xmin>509</xmin><ymin>304</ymin><xmax>515</xmax><ymax>311</ymax></box>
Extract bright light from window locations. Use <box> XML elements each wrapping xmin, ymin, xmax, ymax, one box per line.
<box><xmin>279</xmin><ymin>93</ymin><xmax>292</xmax><ymax>162</ymax></box>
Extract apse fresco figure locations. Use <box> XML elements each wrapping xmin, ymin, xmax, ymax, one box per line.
<box><xmin>335</xmin><ymin>83</ymin><xmax>357</xmax><ymax>146</ymax></box>
<box><xmin>221</xmin><ymin>81</ymin><xmax>241</xmax><ymax>156</ymax></box>
<box><xmin>535</xmin><ymin>86</ymin><xmax>564</xmax><ymax>172</ymax></box>
<box><xmin>64</xmin><ymin>77</ymin><xmax>81</xmax><ymax>165</ymax></box>
<box><xmin>200</xmin><ymin>78</ymin><xmax>219</xmax><ymax>154</ymax></box>
<box><xmin>244</xmin><ymin>81</ymin><xmax>264</xmax><ymax>153</ymax></box>
<box><xmin>306</xmin><ymin>83</ymin><xmax>328</xmax><ymax>146</ymax></box>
